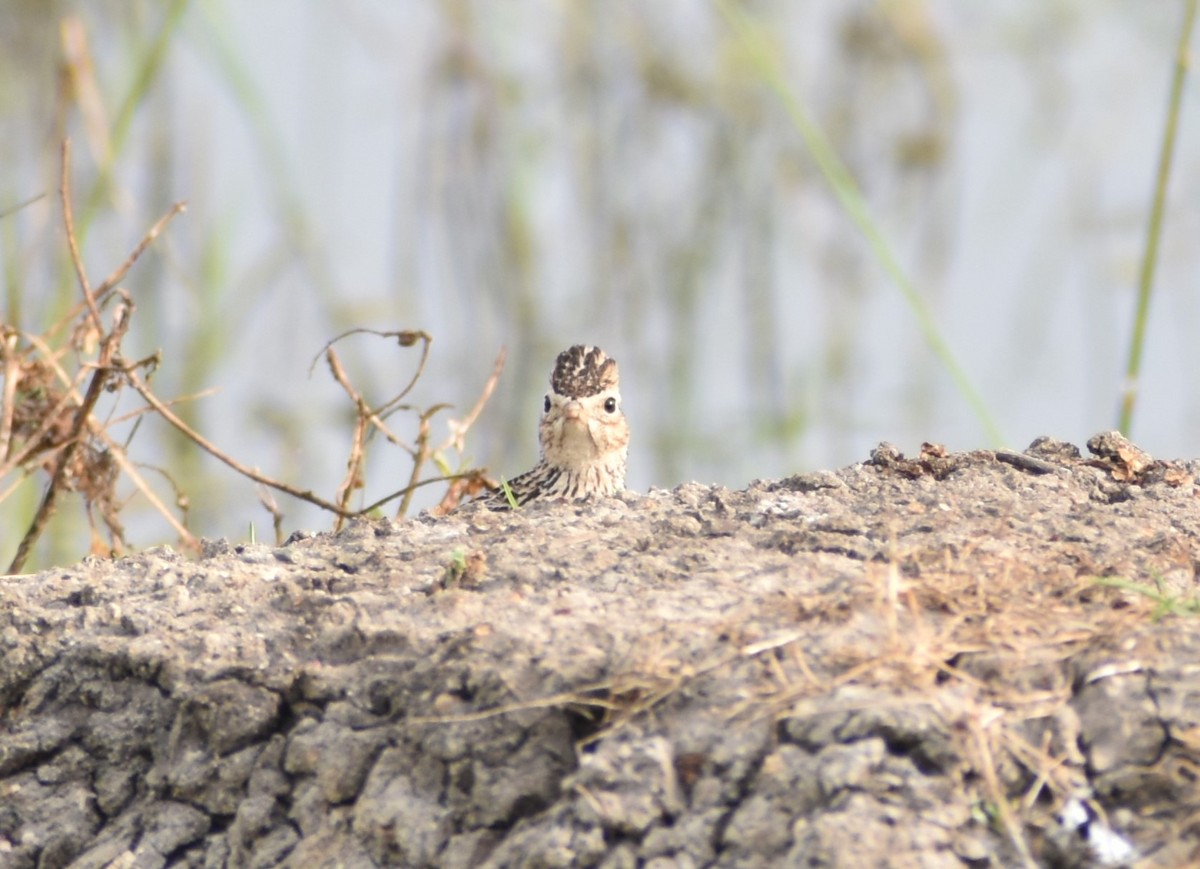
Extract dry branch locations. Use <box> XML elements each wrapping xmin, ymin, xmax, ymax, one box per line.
<box><xmin>3</xmin><ymin>140</ymin><xmax>188</xmax><ymax>573</ymax></box>
<box><xmin>5</xmin><ymin>139</ymin><xmax>501</xmax><ymax>572</ymax></box>
<box><xmin>7</xmin><ymin>300</ymin><xmax>131</xmax><ymax>573</ymax></box>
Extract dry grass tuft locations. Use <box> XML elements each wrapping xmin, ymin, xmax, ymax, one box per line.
<box><xmin>2</xmin><ymin>142</ymin><xmax>502</xmax><ymax>572</ymax></box>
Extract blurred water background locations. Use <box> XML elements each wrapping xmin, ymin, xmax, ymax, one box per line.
<box><xmin>2</xmin><ymin>1</ymin><xmax>1198</xmax><ymax>568</ymax></box>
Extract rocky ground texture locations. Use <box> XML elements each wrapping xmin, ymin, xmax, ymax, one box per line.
<box><xmin>3</xmin><ymin>432</ymin><xmax>1200</xmax><ymax>868</ymax></box>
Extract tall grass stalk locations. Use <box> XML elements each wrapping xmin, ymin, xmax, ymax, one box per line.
<box><xmin>715</xmin><ymin>0</ymin><xmax>1003</xmax><ymax>447</ymax></box>
<box><xmin>80</xmin><ymin>0</ymin><xmax>190</xmax><ymax>233</ymax></box>
<box><xmin>1118</xmin><ymin>0</ymin><xmax>1197</xmax><ymax>435</ymax></box>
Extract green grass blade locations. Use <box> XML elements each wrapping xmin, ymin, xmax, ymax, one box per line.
<box><xmin>501</xmin><ymin>478</ymin><xmax>518</xmax><ymax>510</ymax></box>
<box><xmin>1118</xmin><ymin>0</ymin><xmax>1198</xmax><ymax>435</ymax></box>
<box><xmin>715</xmin><ymin>0</ymin><xmax>1003</xmax><ymax>447</ymax></box>
<box><xmin>81</xmin><ymin>0</ymin><xmax>191</xmax><ymax>230</ymax></box>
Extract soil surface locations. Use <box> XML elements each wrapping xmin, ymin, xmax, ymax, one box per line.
<box><xmin>3</xmin><ymin>432</ymin><xmax>1200</xmax><ymax>868</ymax></box>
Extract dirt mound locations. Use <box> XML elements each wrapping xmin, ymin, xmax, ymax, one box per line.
<box><xmin>3</xmin><ymin>432</ymin><xmax>1200</xmax><ymax>867</ymax></box>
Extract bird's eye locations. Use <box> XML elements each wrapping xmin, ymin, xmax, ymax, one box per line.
<box><xmin>604</xmin><ymin>397</ymin><xmax>617</xmax><ymax>413</ymax></box>
<box><xmin>543</xmin><ymin>396</ymin><xmax>551</xmax><ymax>413</ymax></box>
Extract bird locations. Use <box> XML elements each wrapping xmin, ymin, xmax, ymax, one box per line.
<box><xmin>486</xmin><ymin>345</ymin><xmax>629</xmax><ymax>508</ymax></box>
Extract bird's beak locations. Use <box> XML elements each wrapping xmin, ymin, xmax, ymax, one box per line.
<box><xmin>562</xmin><ymin>400</ymin><xmax>584</xmax><ymax>422</ymax></box>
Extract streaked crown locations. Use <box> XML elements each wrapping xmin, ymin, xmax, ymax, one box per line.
<box><xmin>550</xmin><ymin>345</ymin><xmax>619</xmax><ymax>399</ymax></box>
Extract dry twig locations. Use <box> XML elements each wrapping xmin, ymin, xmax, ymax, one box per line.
<box><xmin>4</xmin><ymin>140</ymin><xmax>187</xmax><ymax>573</ymax></box>
<box><xmin>313</xmin><ymin>330</ymin><xmax>505</xmax><ymax>520</ymax></box>
<box><xmin>7</xmin><ymin>299</ymin><xmax>130</xmax><ymax>573</ymax></box>
<box><xmin>5</xmin><ymin>140</ymin><xmax>499</xmax><ymax>572</ymax></box>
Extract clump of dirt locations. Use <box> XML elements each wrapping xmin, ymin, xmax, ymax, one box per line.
<box><xmin>3</xmin><ymin>432</ymin><xmax>1200</xmax><ymax>867</ymax></box>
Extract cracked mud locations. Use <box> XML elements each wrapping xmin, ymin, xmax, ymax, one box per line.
<box><xmin>3</xmin><ymin>432</ymin><xmax>1200</xmax><ymax>867</ymax></box>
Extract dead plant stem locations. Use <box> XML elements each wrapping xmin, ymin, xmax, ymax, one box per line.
<box><xmin>8</xmin><ymin>305</ymin><xmax>130</xmax><ymax>573</ymax></box>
